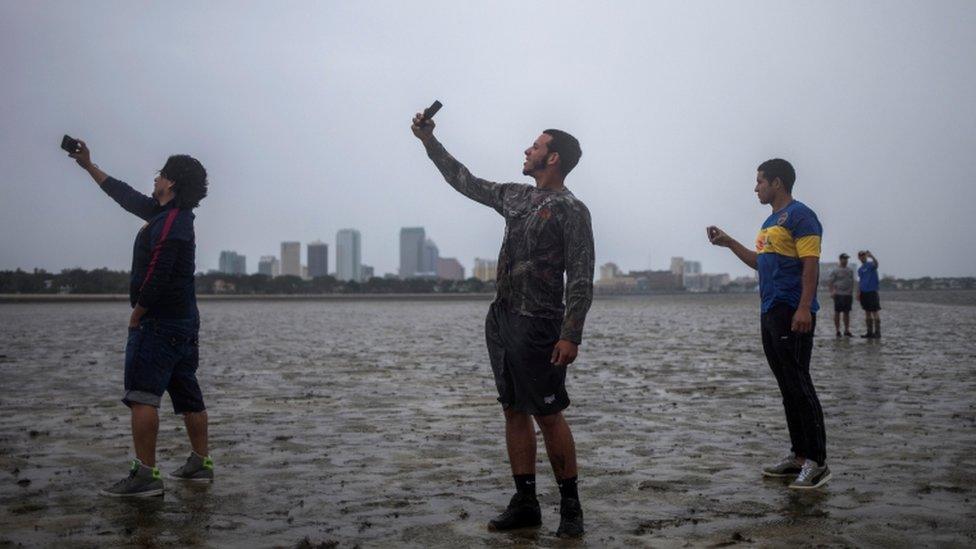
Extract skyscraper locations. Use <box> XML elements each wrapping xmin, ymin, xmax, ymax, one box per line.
<box><xmin>474</xmin><ymin>257</ymin><xmax>498</xmax><ymax>282</ymax></box>
<box><xmin>336</xmin><ymin>229</ymin><xmax>362</xmax><ymax>282</ymax></box>
<box><xmin>307</xmin><ymin>241</ymin><xmax>329</xmax><ymax>279</ymax></box>
<box><xmin>421</xmin><ymin>238</ymin><xmax>439</xmax><ymax>277</ymax></box>
<box><xmin>258</xmin><ymin>255</ymin><xmax>279</xmax><ymax>277</ymax></box>
<box><xmin>280</xmin><ymin>241</ymin><xmax>301</xmax><ymax>277</ymax></box>
<box><xmin>670</xmin><ymin>257</ymin><xmax>685</xmax><ymax>276</ymax></box>
<box><xmin>218</xmin><ymin>250</ymin><xmax>246</xmax><ymax>275</ymax></box>
<box><xmin>399</xmin><ymin>227</ymin><xmax>425</xmax><ymax>278</ymax></box>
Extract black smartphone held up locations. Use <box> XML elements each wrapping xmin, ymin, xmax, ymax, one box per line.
<box><xmin>418</xmin><ymin>100</ymin><xmax>442</xmax><ymax>127</ymax></box>
<box><xmin>61</xmin><ymin>134</ymin><xmax>80</xmax><ymax>154</ymax></box>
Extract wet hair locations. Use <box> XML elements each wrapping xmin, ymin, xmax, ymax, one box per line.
<box><xmin>543</xmin><ymin>129</ymin><xmax>582</xmax><ymax>176</ymax></box>
<box><xmin>160</xmin><ymin>154</ymin><xmax>208</xmax><ymax>209</ymax></box>
<box><xmin>757</xmin><ymin>158</ymin><xmax>795</xmax><ymax>193</ymax></box>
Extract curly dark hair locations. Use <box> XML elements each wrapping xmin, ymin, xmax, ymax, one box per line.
<box><xmin>160</xmin><ymin>154</ymin><xmax>208</xmax><ymax>209</ymax></box>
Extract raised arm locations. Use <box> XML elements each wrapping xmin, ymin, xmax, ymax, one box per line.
<box><xmin>706</xmin><ymin>226</ymin><xmax>758</xmax><ymax>270</ymax></box>
<box><xmin>69</xmin><ymin>140</ymin><xmax>160</xmax><ymax>221</ymax></box>
<box><xmin>866</xmin><ymin>251</ymin><xmax>879</xmax><ymax>269</ymax></box>
<box><xmin>411</xmin><ymin>111</ymin><xmax>507</xmax><ymax>214</ymax></box>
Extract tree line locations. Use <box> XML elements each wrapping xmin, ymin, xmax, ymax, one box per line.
<box><xmin>0</xmin><ymin>268</ymin><xmax>494</xmax><ymax>295</ymax></box>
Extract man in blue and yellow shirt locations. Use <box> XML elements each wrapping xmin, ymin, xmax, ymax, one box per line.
<box><xmin>707</xmin><ymin>158</ymin><xmax>830</xmax><ymax>490</ymax></box>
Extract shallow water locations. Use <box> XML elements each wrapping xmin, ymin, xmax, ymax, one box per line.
<box><xmin>1</xmin><ymin>294</ymin><xmax>974</xmax><ymax>547</ymax></box>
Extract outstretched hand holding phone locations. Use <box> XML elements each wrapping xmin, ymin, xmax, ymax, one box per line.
<box><xmin>63</xmin><ymin>136</ymin><xmax>107</xmax><ymax>185</ymax></box>
<box><xmin>411</xmin><ymin>100</ymin><xmax>442</xmax><ymax>141</ymax></box>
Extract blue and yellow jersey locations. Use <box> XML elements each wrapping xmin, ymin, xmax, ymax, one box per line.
<box><xmin>755</xmin><ymin>200</ymin><xmax>822</xmax><ymax>313</ymax></box>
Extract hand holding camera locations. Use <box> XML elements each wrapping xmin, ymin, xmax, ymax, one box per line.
<box><xmin>411</xmin><ymin>100</ymin><xmax>442</xmax><ymax>140</ymax></box>
<box><xmin>62</xmin><ymin>135</ymin><xmax>93</xmax><ymax>169</ymax></box>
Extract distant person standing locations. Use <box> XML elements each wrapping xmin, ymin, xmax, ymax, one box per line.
<box><xmin>857</xmin><ymin>250</ymin><xmax>882</xmax><ymax>338</ymax></box>
<box><xmin>411</xmin><ymin>110</ymin><xmax>594</xmax><ymax>537</ymax></box>
<box><xmin>828</xmin><ymin>253</ymin><xmax>855</xmax><ymax>337</ymax></box>
<box><xmin>706</xmin><ymin>158</ymin><xmax>830</xmax><ymax>490</ymax></box>
<box><xmin>67</xmin><ymin>139</ymin><xmax>214</xmax><ymax>497</ymax></box>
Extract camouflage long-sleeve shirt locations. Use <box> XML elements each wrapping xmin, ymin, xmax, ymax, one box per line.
<box><xmin>424</xmin><ymin>138</ymin><xmax>594</xmax><ymax>344</ymax></box>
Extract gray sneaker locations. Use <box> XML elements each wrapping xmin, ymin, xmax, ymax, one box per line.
<box><xmin>100</xmin><ymin>460</ymin><xmax>164</xmax><ymax>497</ymax></box>
<box><xmin>762</xmin><ymin>454</ymin><xmax>803</xmax><ymax>478</ymax></box>
<box><xmin>169</xmin><ymin>452</ymin><xmax>214</xmax><ymax>482</ymax></box>
<box><xmin>789</xmin><ymin>460</ymin><xmax>831</xmax><ymax>490</ymax></box>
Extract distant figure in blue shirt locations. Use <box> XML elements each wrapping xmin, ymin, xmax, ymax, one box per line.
<box><xmin>706</xmin><ymin>158</ymin><xmax>830</xmax><ymax>490</ymax></box>
<box><xmin>857</xmin><ymin>250</ymin><xmax>882</xmax><ymax>338</ymax></box>
<box><xmin>68</xmin><ymin>139</ymin><xmax>214</xmax><ymax>497</ymax></box>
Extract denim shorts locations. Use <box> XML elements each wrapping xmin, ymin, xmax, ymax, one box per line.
<box><xmin>123</xmin><ymin>317</ymin><xmax>205</xmax><ymax>414</ymax></box>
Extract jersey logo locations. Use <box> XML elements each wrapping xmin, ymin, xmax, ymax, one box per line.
<box><xmin>776</xmin><ymin>211</ymin><xmax>789</xmax><ymax>226</ymax></box>
<box><xmin>755</xmin><ymin>233</ymin><xmax>768</xmax><ymax>252</ymax></box>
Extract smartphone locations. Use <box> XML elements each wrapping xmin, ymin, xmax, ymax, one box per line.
<box><xmin>418</xmin><ymin>100</ymin><xmax>442</xmax><ymax>126</ymax></box>
<box><xmin>61</xmin><ymin>135</ymin><xmax>80</xmax><ymax>154</ymax></box>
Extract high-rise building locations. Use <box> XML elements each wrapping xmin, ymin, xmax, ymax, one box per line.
<box><xmin>258</xmin><ymin>255</ymin><xmax>279</xmax><ymax>277</ymax></box>
<box><xmin>437</xmin><ymin>257</ymin><xmax>464</xmax><ymax>280</ymax></box>
<box><xmin>336</xmin><ymin>229</ymin><xmax>362</xmax><ymax>282</ymax></box>
<box><xmin>599</xmin><ymin>262</ymin><xmax>621</xmax><ymax>281</ymax></box>
<box><xmin>399</xmin><ymin>227</ymin><xmax>425</xmax><ymax>278</ymax></box>
<box><xmin>360</xmin><ymin>265</ymin><xmax>374</xmax><ymax>280</ymax></box>
<box><xmin>218</xmin><ymin>251</ymin><xmax>246</xmax><ymax>275</ymax></box>
<box><xmin>670</xmin><ymin>257</ymin><xmax>684</xmax><ymax>276</ymax></box>
<box><xmin>280</xmin><ymin>241</ymin><xmax>301</xmax><ymax>277</ymax></box>
<box><xmin>683</xmin><ymin>260</ymin><xmax>702</xmax><ymax>275</ymax></box>
<box><xmin>420</xmin><ymin>238</ymin><xmax>439</xmax><ymax>276</ymax></box>
<box><xmin>307</xmin><ymin>241</ymin><xmax>329</xmax><ymax>279</ymax></box>
<box><xmin>474</xmin><ymin>257</ymin><xmax>498</xmax><ymax>282</ymax></box>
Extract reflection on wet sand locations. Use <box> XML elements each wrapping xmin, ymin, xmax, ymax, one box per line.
<box><xmin>1</xmin><ymin>293</ymin><xmax>974</xmax><ymax>546</ymax></box>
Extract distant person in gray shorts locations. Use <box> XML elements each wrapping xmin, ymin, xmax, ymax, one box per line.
<box><xmin>827</xmin><ymin>253</ymin><xmax>855</xmax><ymax>337</ymax></box>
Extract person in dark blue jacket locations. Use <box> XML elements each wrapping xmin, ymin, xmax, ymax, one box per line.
<box><xmin>69</xmin><ymin>139</ymin><xmax>214</xmax><ymax>497</ymax></box>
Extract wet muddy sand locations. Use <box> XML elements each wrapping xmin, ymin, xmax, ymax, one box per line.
<box><xmin>1</xmin><ymin>293</ymin><xmax>974</xmax><ymax>547</ymax></box>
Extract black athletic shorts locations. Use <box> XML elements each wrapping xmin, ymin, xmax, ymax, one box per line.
<box><xmin>832</xmin><ymin>294</ymin><xmax>853</xmax><ymax>313</ymax></box>
<box><xmin>859</xmin><ymin>291</ymin><xmax>881</xmax><ymax>312</ymax></box>
<box><xmin>485</xmin><ymin>301</ymin><xmax>569</xmax><ymax>416</ymax></box>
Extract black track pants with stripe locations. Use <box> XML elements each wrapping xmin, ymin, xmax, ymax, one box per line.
<box><xmin>760</xmin><ymin>303</ymin><xmax>827</xmax><ymax>465</ymax></box>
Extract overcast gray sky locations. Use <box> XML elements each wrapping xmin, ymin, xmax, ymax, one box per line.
<box><xmin>2</xmin><ymin>1</ymin><xmax>974</xmax><ymax>278</ymax></box>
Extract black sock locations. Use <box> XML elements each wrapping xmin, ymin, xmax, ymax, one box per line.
<box><xmin>513</xmin><ymin>474</ymin><xmax>536</xmax><ymax>496</ymax></box>
<box><xmin>557</xmin><ymin>476</ymin><xmax>579</xmax><ymax>501</ymax></box>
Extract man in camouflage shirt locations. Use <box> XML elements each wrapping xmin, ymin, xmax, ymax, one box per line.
<box><xmin>412</xmin><ymin>110</ymin><xmax>594</xmax><ymax>538</ymax></box>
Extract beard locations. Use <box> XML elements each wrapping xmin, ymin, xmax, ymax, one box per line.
<box><xmin>522</xmin><ymin>156</ymin><xmax>547</xmax><ymax>176</ymax></box>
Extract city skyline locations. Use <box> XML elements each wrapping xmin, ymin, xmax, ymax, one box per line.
<box><xmin>4</xmin><ymin>4</ymin><xmax>973</xmax><ymax>280</ymax></box>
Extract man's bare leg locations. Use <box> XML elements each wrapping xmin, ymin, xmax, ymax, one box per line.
<box><xmin>489</xmin><ymin>408</ymin><xmax>542</xmax><ymax>532</ymax></box>
<box><xmin>535</xmin><ymin>412</ymin><xmax>578</xmax><ymax>481</ymax></box>
<box><xmin>183</xmin><ymin>411</ymin><xmax>209</xmax><ymax>456</ymax></box>
<box><xmin>131</xmin><ymin>403</ymin><xmax>159</xmax><ymax>467</ymax></box>
<box><xmin>536</xmin><ymin>411</ymin><xmax>584</xmax><ymax>537</ymax></box>
<box><xmin>505</xmin><ymin>408</ymin><xmax>536</xmax><ymax>474</ymax></box>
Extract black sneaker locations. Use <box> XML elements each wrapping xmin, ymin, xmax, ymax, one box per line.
<box><xmin>487</xmin><ymin>492</ymin><xmax>541</xmax><ymax>531</ymax></box>
<box><xmin>835</xmin><ymin>331</ymin><xmax>841</xmax><ymax>338</ymax></box>
<box><xmin>556</xmin><ymin>497</ymin><xmax>584</xmax><ymax>538</ymax></box>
